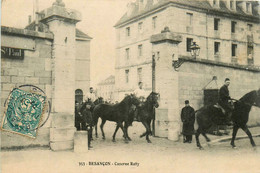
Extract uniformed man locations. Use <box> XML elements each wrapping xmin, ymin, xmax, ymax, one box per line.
<box><xmin>181</xmin><ymin>100</ymin><xmax>195</xmax><ymax>143</ymax></box>
<box><xmin>218</xmin><ymin>78</ymin><xmax>232</xmax><ymax>124</ymax></box>
<box><xmin>133</xmin><ymin>82</ymin><xmax>147</xmax><ymax>122</ymax></box>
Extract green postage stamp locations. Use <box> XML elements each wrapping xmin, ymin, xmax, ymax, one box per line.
<box><xmin>1</xmin><ymin>88</ymin><xmax>47</xmax><ymax>138</ymax></box>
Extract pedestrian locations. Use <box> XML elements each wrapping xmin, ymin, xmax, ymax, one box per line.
<box><xmin>79</xmin><ymin>104</ymin><xmax>93</xmax><ymax>150</ymax></box>
<box><xmin>218</xmin><ymin>78</ymin><xmax>232</xmax><ymax>125</ymax></box>
<box><xmin>75</xmin><ymin>101</ymin><xmax>81</xmax><ymax>131</ymax></box>
<box><xmin>181</xmin><ymin>100</ymin><xmax>195</xmax><ymax>143</ymax></box>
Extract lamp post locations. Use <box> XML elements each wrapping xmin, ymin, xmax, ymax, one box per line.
<box><xmin>190</xmin><ymin>42</ymin><xmax>200</xmax><ymax>59</ymax></box>
<box><xmin>172</xmin><ymin>42</ymin><xmax>200</xmax><ymax>71</ymax></box>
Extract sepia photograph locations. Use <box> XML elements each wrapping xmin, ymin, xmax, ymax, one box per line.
<box><xmin>1</xmin><ymin>0</ymin><xmax>260</xmax><ymax>172</ymax></box>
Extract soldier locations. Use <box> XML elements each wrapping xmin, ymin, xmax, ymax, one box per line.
<box><xmin>181</xmin><ymin>100</ymin><xmax>195</xmax><ymax>143</ymax></box>
<box><xmin>133</xmin><ymin>82</ymin><xmax>147</xmax><ymax>122</ymax></box>
<box><xmin>79</xmin><ymin>103</ymin><xmax>93</xmax><ymax>150</ymax></box>
<box><xmin>218</xmin><ymin>78</ymin><xmax>232</xmax><ymax>125</ymax></box>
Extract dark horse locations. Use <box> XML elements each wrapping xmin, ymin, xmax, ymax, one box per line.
<box><xmin>195</xmin><ymin>89</ymin><xmax>260</xmax><ymax>149</ymax></box>
<box><xmin>130</xmin><ymin>92</ymin><xmax>159</xmax><ymax>143</ymax></box>
<box><xmin>92</xmin><ymin>94</ymin><xmax>140</xmax><ymax>142</ymax></box>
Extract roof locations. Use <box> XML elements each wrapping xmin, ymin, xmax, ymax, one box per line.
<box><xmin>97</xmin><ymin>75</ymin><xmax>115</xmax><ymax>85</ymax></box>
<box><xmin>25</xmin><ymin>22</ymin><xmax>92</xmax><ymax>39</ymax></box>
<box><xmin>115</xmin><ymin>0</ymin><xmax>260</xmax><ymax>27</ymax></box>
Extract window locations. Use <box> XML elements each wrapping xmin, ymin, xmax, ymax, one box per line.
<box><xmin>214</xmin><ymin>18</ymin><xmax>220</xmax><ymax>31</ymax></box>
<box><xmin>152</xmin><ymin>16</ymin><xmax>157</xmax><ymax>29</ymax></box>
<box><xmin>125</xmin><ymin>48</ymin><xmax>130</xmax><ymax>59</ymax></box>
<box><xmin>137</xmin><ymin>68</ymin><xmax>142</xmax><ymax>82</ymax></box>
<box><xmin>138</xmin><ymin>22</ymin><xmax>143</xmax><ymax>33</ymax></box>
<box><xmin>214</xmin><ymin>42</ymin><xmax>220</xmax><ymax>55</ymax></box>
<box><xmin>232</xmin><ymin>44</ymin><xmax>237</xmax><ymax>56</ymax></box>
<box><xmin>247</xmin><ymin>45</ymin><xmax>254</xmax><ymax>65</ymax></box>
<box><xmin>246</xmin><ymin>3</ymin><xmax>250</xmax><ymax>13</ymax></box>
<box><xmin>126</xmin><ymin>27</ymin><xmax>130</xmax><ymax>36</ymax></box>
<box><xmin>247</xmin><ymin>24</ymin><xmax>253</xmax><ymax>31</ymax></box>
<box><xmin>125</xmin><ymin>70</ymin><xmax>129</xmax><ymax>83</ymax></box>
<box><xmin>213</xmin><ymin>0</ymin><xmax>216</xmax><ymax>5</ymax></box>
<box><xmin>230</xmin><ymin>0</ymin><xmax>234</xmax><ymax>9</ymax></box>
<box><xmin>138</xmin><ymin>44</ymin><xmax>143</xmax><ymax>57</ymax></box>
<box><xmin>231</xmin><ymin>21</ymin><xmax>236</xmax><ymax>33</ymax></box>
<box><xmin>186</xmin><ymin>38</ymin><xmax>193</xmax><ymax>52</ymax></box>
<box><xmin>186</xmin><ymin>13</ymin><xmax>193</xmax><ymax>26</ymax></box>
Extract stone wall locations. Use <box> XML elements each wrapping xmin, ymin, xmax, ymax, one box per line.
<box><xmin>1</xmin><ymin>33</ymin><xmax>53</xmax><ymax>149</ymax></box>
<box><xmin>178</xmin><ymin>61</ymin><xmax>260</xmax><ymax>127</ymax></box>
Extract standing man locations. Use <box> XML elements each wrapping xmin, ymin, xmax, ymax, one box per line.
<box><xmin>181</xmin><ymin>100</ymin><xmax>195</xmax><ymax>143</ymax></box>
<box><xmin>75</xmin><ymin>101</ymin><xmax>81</xmax><ymax>131</ymax></box>
<box><xmin>218</xmin><ymin>78</ymin><xmax>232</xmax><ymax>124</ymax></box>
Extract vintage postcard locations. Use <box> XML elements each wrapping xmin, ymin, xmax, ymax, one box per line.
<box><xmin>1</xmin><ymin>0</ymin><xmax>260</xmax><ymax>173</ymax></box>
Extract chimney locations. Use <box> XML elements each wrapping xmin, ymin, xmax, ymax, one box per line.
<box><xmin>28</xmin><ymin>15</ymin><xmax>32</xmax><ymax>25</ymax></box>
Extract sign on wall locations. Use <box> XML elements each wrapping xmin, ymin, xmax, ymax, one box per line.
<box><xmin>1</xmin><ymin>47</ymin><xmax>24</xmax><ymax>59</ymax></box>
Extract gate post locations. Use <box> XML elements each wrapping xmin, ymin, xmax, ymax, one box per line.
<box><xmin>40</xmin><ymin>0</ymin><xmax>81</xmax><ymax>150</ymax></box>
<box><xmin>150</xmin><ymin>27</ymin><xmax>182</xmax><ymax>141</ymax></box>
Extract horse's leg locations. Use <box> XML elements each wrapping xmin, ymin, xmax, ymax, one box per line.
<box><xmin>118</xmin><ymin>122</ymin><xmax>128</xmax><ymax>143</ymax></box>
<box><xmin>95</xmin><ymin>125</ymin><xmax>98</xmax><ymax>138</ymax></box>
<box><xmin>241</xmin><ymin>125</ymin><xmax>256</xmax><ymax>147</ymax></box>
<box><xmin>112</xmin><ymin>124</ymin><xmax>120</xmax><ymax>142</ymax></box>
<box><xmin>141</xmin><ymin>121</ymin><xmax>151</xmax><ymax>143</ymax></box>
<box><xmin>202</xmin><ymin>133</ymin><xmax>211</xmax><ymax>142</ymax></box>
<box><xmin>230</xmin><ymin>125</ymin><xmax>239</xmax><ymax>148</ymax></box>
<box><xmin>195</xmin><ymin>128</ymin><xmax>203</xmax><ymax>149</ymax></box>
<box><xmin>147</xmin><ymin>119</ymin><xmax>152</xmax><ymax>135</ymax></box>
<box><xmin>100</xmin><ymin>119</ymin><xmax>106</xmax><ymax>140</ymax></box>
<box><xmin>124</xmin><ymin>123</ymin><xmax>131</xmax><ymax>141</ymax></box>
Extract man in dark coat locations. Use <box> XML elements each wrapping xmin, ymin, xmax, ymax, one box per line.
<box><xmin>218</xmin><ymin>78</ymin><xmax>232</xmax><ymax>124</ymax></box>
<box><xmin>181</xmin><ymin>100</ymin><xmax>195</xmax><ymax>143</ymax></box>
<box><xmin>75</xmin><ymin>101</ymin><xmax>81</xmax><ymax>131</ymax></box>
<box><xmin>79</xmin><ymin>102</ymin><xmax>93</xmax><ymax>150</ymax></box>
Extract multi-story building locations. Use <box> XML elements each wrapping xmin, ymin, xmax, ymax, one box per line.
<box><xmin>114</xmin><ymin>0</ymin><xmax>260</xmax><ymax>101</ymax></box>
<box><xmin>97</xmin><ymin>75</ymin><xmax>115</xmax><ymax>102</ymax></box>
<box><xmin>114</xmin><ymin>0</ymin><xmax>260</xmax><ymax>140</ymax></box>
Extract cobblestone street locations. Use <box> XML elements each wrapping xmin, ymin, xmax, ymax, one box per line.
<box><xmin>2</xmin><ymin>123</ymin><xmax>260</xmax><ymax>173</ymax></box>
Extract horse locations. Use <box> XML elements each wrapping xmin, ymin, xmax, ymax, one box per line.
<box><xmin>195</xmin><ymin>89</ymin><xmax>260</xmax><ymax>149</ymax></box>
<box><xmin>92</xmin><ymin>94</ymin><xmax>140</xmax><ymax>142</ymax></box>
<box><xmin>126</xmin><ymin>92</ymin><xmax>160</xmax><ymax>143</ymax></box>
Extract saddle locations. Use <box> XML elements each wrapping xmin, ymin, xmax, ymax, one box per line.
<box><xmin>214</xmin><ymin>103</ymin><xmax>225</xmax><ymax>115</ymax></box>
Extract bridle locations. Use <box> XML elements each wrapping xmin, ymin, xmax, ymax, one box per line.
<box><xmin>231</xmin><ymin>90</ymin><xmax>260</xmax><ymax>108</ymax></box>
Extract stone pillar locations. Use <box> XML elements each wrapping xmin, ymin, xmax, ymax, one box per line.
<box><xmin>40</xmin><ymin>0</ymin><xmax>81</xmax><ymax>150</ymax></box>
<box><xmin>150</xmin><ymin>27</ymin><xmax>182</xmax><ymax>141</ymax></box>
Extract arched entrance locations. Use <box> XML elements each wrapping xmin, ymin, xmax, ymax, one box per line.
<box><xmin>75</xmin><ymin>89</ymin><xmax>83</xmax><ymax>104</ymax></box>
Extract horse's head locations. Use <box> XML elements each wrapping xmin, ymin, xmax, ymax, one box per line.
<box><xmin>147</xmin><ymin>92</ymin><xmax>160</xmax><ymax>108</ymax></box>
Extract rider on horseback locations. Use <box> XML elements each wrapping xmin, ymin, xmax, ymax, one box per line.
<box><xmin>218</xmin><ymin>78</ymin><xmax>233</xmax><ymax>125</ymax></box>
<box><xmin>133</xmin><ymin>82</ymin><xmax>147</xmax><ymax>122</ymax></box>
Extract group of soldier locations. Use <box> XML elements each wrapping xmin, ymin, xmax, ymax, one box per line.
<box><xmin>75</xmin><ymin>78</ymin><xmax>232</xmax><ymax>148</ymax></box>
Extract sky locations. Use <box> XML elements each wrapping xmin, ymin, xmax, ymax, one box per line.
<box><xmin>1</xmin><ymin>0</ymin><xmax>129</xmax><ymax>87</ymax></box>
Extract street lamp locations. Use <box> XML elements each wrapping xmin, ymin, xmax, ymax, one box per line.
<box><xmin>172</xmin><ymin>42</ymin><xmax>200</xmax><ymax>71</ymax></box>
<box><xmin>190</xmin><ymin>42</ymin><xmax>200</xmax><ymax>59</ymax></box>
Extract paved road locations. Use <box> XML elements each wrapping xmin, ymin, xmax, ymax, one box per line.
<box><xmin>2</xmin><ymin>122</ymin><xmax>260</xmax><ymax>173</ymax></box>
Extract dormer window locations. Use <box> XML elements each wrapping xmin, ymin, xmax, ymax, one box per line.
<box><xmin>230</xmin><ymin>0</ymin><xmax>234</xmax><ymax>10</ymax></box>
<box><xmin>246</xmin><ymin>3</ymin><xmax>251</xmax><ymax>13</ymax></box>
